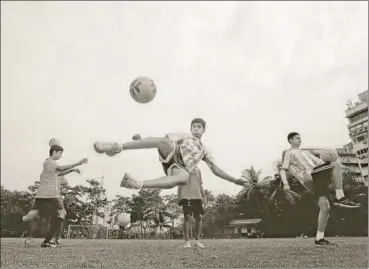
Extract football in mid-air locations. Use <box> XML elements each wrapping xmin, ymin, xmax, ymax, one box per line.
<box><xmin>320</xmin><ymin>149</ymin><xmax>338</xmax><ymax>163</ymax></box>
<box><xmin>129</xmin><ymin>76</ymin><xmax>157</xmax><ymax>104</ymax></box>
<box><xmin>49</xmin><ymin>138</ymin><xmax>61</xmax><ymax>147</ymax></box>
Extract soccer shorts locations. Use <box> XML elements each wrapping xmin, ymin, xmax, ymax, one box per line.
<box><xmin>179</xmin><ymin>199</ymin><xmax>204</xmax><ymax>216</ymax></box>
<box><xmin>289</xmin><ymin>164</ymin><xmax>333</xmax><ymax>199</ymax></box>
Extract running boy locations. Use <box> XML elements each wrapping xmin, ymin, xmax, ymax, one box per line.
<box><xmin>94</xmin><ymin>118</ymin><xmax>245</xmax><ymax>189</ymax></box>
<box><xmin>178</xmin><ymin>168</ymin><xmax>206</xmax><ymax>249</ymax></box>
<box><xmin>280</xmin><ymin>132</ymin><xmax>360</xmax><ymax>247</ymax></box>
<box><xmin>24</xmin><ymin>144</ymin><xmax>88</xmax><ymax>247</ymax></box>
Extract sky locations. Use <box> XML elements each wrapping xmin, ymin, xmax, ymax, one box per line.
<box><xmin>1</xmin><ymin>1</ymin><xmax>368</xmax><ymax>199</ymax></box>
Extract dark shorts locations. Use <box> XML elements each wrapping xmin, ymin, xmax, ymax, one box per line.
<box><xmin>33</xmin><ymin>198</ymin><xmax>61</xmax><ymax>219</ymax></box>
<box><xmin>179</xmin><ymin>199</ymin><xmax>204</xmax><ymax>216</ymax></box>
<box><xmin>290</xmin><ymin>165</ymin><xmax>332</xmax><ymax>199</ymax></box>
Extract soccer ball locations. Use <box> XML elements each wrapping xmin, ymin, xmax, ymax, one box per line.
<box><xmin>116</xmin><ymin>213</ymin><xmax>131</xmax><ymax>228</ymax></box>
<box><xmin>320</xmin><ymin>149</ymin><xmax>338</xmax><ymax>163</ymax></box>
<box><xmin>129</xmin><ymin>76</ymin><xmax>157</xmax><ymax>104</ymax></box>
<box><xmin>49</xmin><ymin>138</ymin><xmax>61</xmax><ymax>147</ymax></box>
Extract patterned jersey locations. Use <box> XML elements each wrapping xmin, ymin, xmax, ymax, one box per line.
<box><xmin>160</xmin><ymin>133</ymin><xmax>215</xmax><ymax>174</ymax></box>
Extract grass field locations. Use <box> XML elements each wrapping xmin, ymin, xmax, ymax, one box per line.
<box><xmin>1</xmin><ymin>237</ymin><xmax>368</xmax><ymax>268</ymax></box>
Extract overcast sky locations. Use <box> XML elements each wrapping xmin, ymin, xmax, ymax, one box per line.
<box><xmin>1</xmin><ymin>1</ymin><xmax>368</xmax><ymax>199</ymax></box>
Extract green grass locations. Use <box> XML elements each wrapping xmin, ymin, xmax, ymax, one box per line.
<box><xmin>1</xmin><ymin>237</ymin><xmax>367</xmax><ymax>268</ymax></box>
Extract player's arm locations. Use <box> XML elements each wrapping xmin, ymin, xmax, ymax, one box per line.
<box><xmin>56</xmin><ymin>159</ymin><xmax>88</xmax><ymax>171</ymax></box>
<box><xmin>177</xmin><ymin>186</ymin><xmax>182</xmax><ymax>203</ymax></box>
<box><xmin>58</xmin><ymin>168</ymin><xmax>80</xmax><ymax>177</ymax></box>
<box><xmin>198</xmin><ymin>170</ymin><xmax>206</xmax><ymax>202</ymax></box>
<box><xmin>280</xmin><ymin>151</ymin><xmax>291</xmax><ymax>189</ymax></box>
<box><xmin>203</xmin><ymin>154</ymin><xmax>243</xmax><ymax>185</ymax></box>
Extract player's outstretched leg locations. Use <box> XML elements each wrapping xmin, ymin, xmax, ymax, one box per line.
<box><xmin>120</xmin><ymin>167</ymin><xmax>189</xmax><ymax>189</ymax></box>
<box><xmin>94</xmin><ymin>137</ymin><xmax>174</xmax><ymax>157</ymax></box>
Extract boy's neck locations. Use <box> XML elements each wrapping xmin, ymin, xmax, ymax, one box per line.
<box><xmin>291</xmin><ymin>145</ymin><xmax>300</xmax><ymax>149</ymax></box>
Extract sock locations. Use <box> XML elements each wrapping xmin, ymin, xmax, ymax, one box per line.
<box><xmin>335</xmin><ymin>189</ymin><xmax>345</xmax><ymax>200</ymax></box>
<box><xmin>316</xmin><ymin>231</ymin><xmax>324</xmax><ymax>241</ymax></box>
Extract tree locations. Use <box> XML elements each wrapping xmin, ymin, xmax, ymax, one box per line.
<box><xmin>202</xmin><ymin>193</ymin><xmax>238</xmax><ymax>238</ymax></box>
<box><xmin>130</xmin><ymin>189</ymin><xmax>164</xmax><ymax>238</ymax></box>
<box><xmin>236</xmin><ymin>166</ymin><xmax>275</xmax><ymax>218</ymax></box>
<box><xmin>109</xmin><ymin>195</ymin><xmax>132</xmax><ymax>223</ymax></box>
<box><xmin>1</xmin><ymin>185</ymin><xmax>34</xmax><ymax>237</ymax></box>
<box><xmin>161</xmin><ymin>194</ymin><xmax>182</xmax><ymax>238</ymax></box>
<box><xmin>80</xmin><ymin>179</ymin><xmax>109</xmax><ymax>225</ymax></box>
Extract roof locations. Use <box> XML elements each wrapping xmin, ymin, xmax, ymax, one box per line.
<box><xmin>229</xmin><ymin>219</ymin><xmax>261</xmax><ymax>227</ymax></box>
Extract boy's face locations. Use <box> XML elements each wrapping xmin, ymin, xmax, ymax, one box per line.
<box><xmin>289</xmin><ymin>134</ymin><xmax>301</xmax><ymax>148</ymax></box>
<box><xmin>191</xmin><ymin>122</ymin><xmax>205</xmax><ymax>138</ymax></box>
<box><xmin>53</xmin><ymin>150</ymin><xmax>63</xmax><ymax>160</ymax></box>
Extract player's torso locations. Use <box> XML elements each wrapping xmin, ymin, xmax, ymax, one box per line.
<box><xmin>288</xmin><ymin>149</ymin><xmax>316</xmax><ymax>173</ymax></box>
<box><xmin>36</xmin><ymin>160</ymin><xmax>59</xmax><ymax>198</ymax></box>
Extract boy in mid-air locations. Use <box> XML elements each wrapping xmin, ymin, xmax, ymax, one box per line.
<box><xmin>178</xmin><ymin>168</ymin><xmax>206</xmax><ymax>248</ymax></box>
<box><xmin>23</xmin><ymin>144</ymin><xmax>88</xmax><ymax>247</ymax></box>
<box><xmin>280</xmin><ymin>132</ymin><xmax>360</xmax><ymax>247</ymax></box>
<box><xmin>94</xmin><ymin>118</ymin><xmax>246</xmax><ymax>189</ymax></box>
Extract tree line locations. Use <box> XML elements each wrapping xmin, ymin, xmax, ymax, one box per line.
<box><xmin>1</xmin><ymin>166</ymin><xmax>367</xmax><ymax>239</ymax></box>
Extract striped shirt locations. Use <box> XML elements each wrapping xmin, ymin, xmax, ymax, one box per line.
<box><xmin>281</xmin><ymin>148</ymin><xmax>325</xmax><ymax>192</ymax></box>
<box><xmin>178</xmin><ymin>168</ymin><xmax>203</xmax><ymax>200</ymax></box>
<box><xmin>35</xmin><ymin>158</ymin><xmax>60</xmax><ymax>199</ymax></box>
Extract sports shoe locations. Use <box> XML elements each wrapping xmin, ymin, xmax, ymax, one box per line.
<box><xmin>333</xmin><ymin>197</ymin><xmax>360</xmax><ymax>209</ymax></box>
<box><xmin>120</xmin><ymin>173</ymin><xmax>142</xmax><ymax>189</ymax></box>
<box><xmin>41</xmin><ymin>241</ymin><xmax>57</xmax><ymax>248</ymax></box>
<box><xmin>25</xmin><ymin>238</ymin><xmax>31</xmax><ymax>247</ymax></box>
<box><xmin>50</xmin><ymin>239</ymin><xmax>60</xmax><ymax>246</ymax></box>
<box><xmin>93</xmin><ymin>142</ymin><xmax>122</xmax><ymax>156</ymax></box>
<box><xmin>183</xmin><ymin>241</ymin><xmax>191</xmax><ymax>248</ymax></box>
<box><xmin>315</xmin><ymin>238</ymin><xmax>337</xmax><ymax>247</ymax></box>
<box><xmin>194</xmin><ymin>240</ymin><xmax>205</xmax><ymax>249</ymax></box>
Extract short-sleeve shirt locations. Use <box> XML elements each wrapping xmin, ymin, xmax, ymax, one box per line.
<box><xmin>35</xmin><ymin>158</ymin><xmax>60</xmax><ymax>199</ymax></box>
<box><xmin>179</xmin><ymin>168</ymin><xmax>203</xmax><ymax>200</ymax></box>
<box><xmin>281</xmin><ymin>148</ymin><xmax>325</xmax><ymax>183</ymax></box>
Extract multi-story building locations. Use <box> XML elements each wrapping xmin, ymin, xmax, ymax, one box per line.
<box><xmin>346</xmin><ymin>90</ymin><xmax>368</xmax><ymax>182</ymax></box>
<box><xmin>302</xmin><ymin>148</ymin><xmax>363</xmax><ymax>182</ymax></box>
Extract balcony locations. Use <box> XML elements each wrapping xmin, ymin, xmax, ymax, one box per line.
<box><xmin>347</xmin><ymin>117</ymin><xmax>368</xmax><ymax>128</ymax></box>
<box><xmin>346</xmin><ymin>102</ymin><xmax>368</xmax><ymax>118</ymax></box>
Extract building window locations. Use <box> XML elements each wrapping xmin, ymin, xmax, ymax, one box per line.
<box><xmin>357</xmin><ymin>135</ymin><xmax>366</xmax><ymax>142</ymax></box>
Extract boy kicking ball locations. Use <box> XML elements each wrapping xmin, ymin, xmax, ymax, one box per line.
<box><xmin>93</xmin><ymin>118</ymin><xmax>246</xmax><ymax>190</ymax></box>
<box><xmin>280</xmin><ymin>132</ymin><xmax>360</xmax><ymax>247</ymax></box>
<box><xmin>178</xmin><ymin>168</ymin><xmax>206</xmax><ymax>249</ymax></box>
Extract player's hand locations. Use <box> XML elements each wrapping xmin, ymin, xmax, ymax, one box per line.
<box><xmin>203</xmin><ymin>199</ymin><xmax>207</xmax><ymax>208</ymax></box>
<box><xmin>78</xmin><ymin>158</ymin><xmax>88</xmax><ymax>165</ymax></box>
<box><xmin>283</xmin><ymin>183</ymin><xmax>290</xmax><ymax>190</ymax></box>
<box><xmin>235</xmin><ymin>179</ymin><xmax>246</xmax><ymax>186</ymax></box>
<box><xmin>73</xmin><ymin>169</ymin><xmax>81</xmax><ymax>174</ymax></box>
<box><xmin>132</xmin><ymin>134</ymin><xmax>141</xmax><ymax>140</ymax></box>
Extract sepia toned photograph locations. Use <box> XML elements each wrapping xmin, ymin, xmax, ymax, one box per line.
<box><xmin>1</xmin><ymin>1</ymin><xmax>368</xmax><ymax>268</ymax></box>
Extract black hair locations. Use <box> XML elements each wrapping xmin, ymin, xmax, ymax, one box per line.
<box><xmin>49</xmin><ymin>145</ymin><xmax>64</xmax><ymax>156</ymax></box>
<box><xmin>191</xmin><ymin>118</ymin><xmax>206</xmax><ymax>130</ymax></box>
<box><xmin>287</xmin><ymin>132</ymin><xmax>300</xmax><ymax>144</ymax></box>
